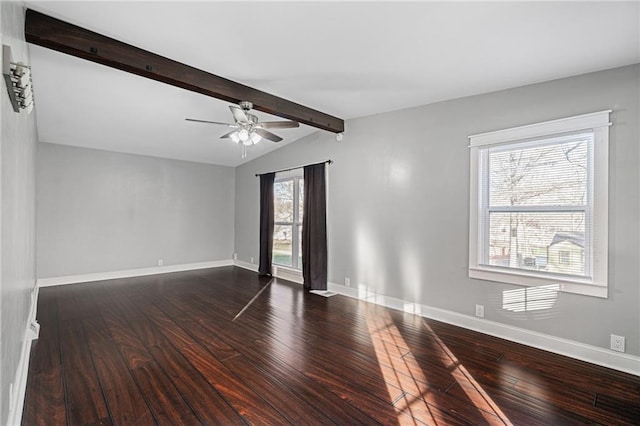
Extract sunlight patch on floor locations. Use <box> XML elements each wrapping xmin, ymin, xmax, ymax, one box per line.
<box><xmin>365</xmin><ymin>309</ymin><xmax>513</xmax><ymax>425</ymax></box>
<box><xmin>232</xmin><ymin>279</ymin><xmax>273</xmax><ymax>321</ymax></box>
<box><xmin>420</xmin><ymin>319</ymin><xmax>513</xmax><ymax>425</ymax></box>
<box><xmin>366</xmin><ymin>311</ymin><xmax>436</xmax><ymax>424</ymax></box>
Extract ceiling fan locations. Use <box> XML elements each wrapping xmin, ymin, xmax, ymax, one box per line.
<box><xmin>186</xmin><ymin>101</ymin><xmax>299</xmax><ymax>146</ymax></box>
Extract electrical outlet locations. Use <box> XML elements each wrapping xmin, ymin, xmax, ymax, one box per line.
<box><xmin>475</xmin><ymin>304</ymin><xmax>485</xmax><ymax>318</ymax></box>
<box><xmin>610</xmin><ymin>334</ymin><xmax>625</xmax><ymax>352</ymax></box>
<box><xmin>233</xmin><ymin>253</ymin><xmax>238</xmax><ymax>260</ymax></box>
<box><xmin>251</xmin><ymin>257</ymin><xmax>254</xmax><ymax>264</ymax></box>
<box><xmin>345</xmin><ymin>277</ymin><xmax>351</xmax><ymax>287</ymax></box>
<box><xmin>9</xmin><ymin>382</ymin><xmax>13</xmax><ymax>408</ymax></box>
<box><xmin>157</xmin><ymin>259</ymin><xmax>164</xmax><ymax>267</ymax></box>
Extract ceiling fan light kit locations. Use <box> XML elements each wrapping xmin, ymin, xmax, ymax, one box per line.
<box><xmin>231</xmin><ymin>127</ymin><xmax>261</xmax><ymax>146</ymax></box>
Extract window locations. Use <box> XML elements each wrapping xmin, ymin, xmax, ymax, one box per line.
<box><xmin>469</xmin><ymin>111</ymin><xmax>610</xmax><ymax>298</ymax></box>
<box><xmin>273</xmin><ymin>175</ymin><xmax>304</xmax><ymax>269</ymax></box>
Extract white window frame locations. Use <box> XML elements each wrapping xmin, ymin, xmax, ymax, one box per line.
<box><xmin>273</xmin><ymin>170</ymin><xmax>303</xmax><ymax>270</ymax></box>
<box><xmin>468</xmin><ymin>111</ymin><xmax>611</xmax><ymax>298</ymax></box>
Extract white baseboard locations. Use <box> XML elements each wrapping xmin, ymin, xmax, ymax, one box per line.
<box><xmin>36</xmin><ymin>259</ymin><xmax>234</xmax><ymax>287</ymax></box>
<box><xmin>6</xmin><ymin>284</ymin><xmax>40</xmax><ymax>426</ymax></box>
<box><xmin>327</xmin><ymin>282</ymin><xmax>640</xmax><ymax>377</ymax></box>
<box><xmin>233</xmin><ymin>259</ymin><xmax>258</xmax><ymax>272</ymax></box>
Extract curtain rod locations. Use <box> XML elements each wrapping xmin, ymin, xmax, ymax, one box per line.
<box><xmin>255</xmin><ymin>160</ymin><xmax>333</xmax><ymax>177</ymax></box>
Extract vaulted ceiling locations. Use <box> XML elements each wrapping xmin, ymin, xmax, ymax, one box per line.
<box><xmin>25</xmin><ymin>1</ymin><xmax>640</xmax><ymax>167</ymax></box>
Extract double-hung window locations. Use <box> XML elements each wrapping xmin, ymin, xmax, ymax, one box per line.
<box><xmin>469</xmin><ymin>111</ymin><xmax>611</xmax><ymax>298</ymax></box>
<box><xmin>273</xmin><ymin>175</ymin><xmax>304</xmax><ymax>269</ymax></box>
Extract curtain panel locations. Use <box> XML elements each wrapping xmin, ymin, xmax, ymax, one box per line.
<box><xmin>258</xmin><ymin>172</ymin><xmax>275</xmax><ymax>276</ymax></box>
<box><xmin>302</xmin><ymin>163</ymin><xmax>328</xmax><ymax>290</ymax></box>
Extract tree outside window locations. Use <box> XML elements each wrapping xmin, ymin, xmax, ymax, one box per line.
<box><xmin>486</xmin><ymin>135</ymin><xmax>589</xmax><ymax>277</ymax></box>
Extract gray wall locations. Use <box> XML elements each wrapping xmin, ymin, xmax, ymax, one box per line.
<box><xmin>0</xmin><ymin>2</ymin><xmax>39</xmax><ymax>423</ymax></box>
<box><xmin>37</xmin><ymin>143</ymin><xmax>235</xmax><ymax>277</ymax></box>
<box><xmin>235</xmin><ymin>64</ymin><xmax>640</xmax><ymax>356</ymax></box>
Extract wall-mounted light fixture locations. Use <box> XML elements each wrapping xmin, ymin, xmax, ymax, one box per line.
<box><xmin>3</xmin><ymin>44</ymin><xmax>34</xmax><ymax>114</ymax></box>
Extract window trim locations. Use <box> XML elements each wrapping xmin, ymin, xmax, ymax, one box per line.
<box><xmin>273</xmin><ymin>172</ymin><xmax>303</xmax><ymax>270</ymax></box>
<box><xmin>468</xmin><ymin>111</ymin><xmax>611</xmax><ymax>298</ymax></box>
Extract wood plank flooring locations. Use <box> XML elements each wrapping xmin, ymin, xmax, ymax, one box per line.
<box><xmin>22</xmin><ymin>267</ymin><xmax>640</xmax><ymax>425</ymax></box>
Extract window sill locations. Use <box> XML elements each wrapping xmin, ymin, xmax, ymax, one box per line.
<box><xmin>469</xmin><ymin>266</ymin><xmax>607</xmax><ymax>298</ymax></box>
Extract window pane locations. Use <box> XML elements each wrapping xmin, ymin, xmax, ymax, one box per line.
<box><xmin>298</xmin><ymin>226</ymin><xmax>303</xmax><ymax>268</ymax></box>
<box><xmin>487</xmin><ymin>212</ymin><xmax>586</xmax><ymax>276</ymax></box>
<box><xmin>489</xmin><ymin>136</ymin><xmax>589</xmax><ymax>207</ymax></box>
<box><xmin>274</xmin><ymin>180</ymin><xmax>294</xmax><ymax>222</ymax></box>
<box><xmin>273</xmin><ymin>177</ymin><xmax>303</xmax><ymax>270</ymax></box>
<box><xmin>298</xmin><ymin>179</ymin><xmax>304</xmax><ymax>223</ymax></box>
<box><xmin>273</xmin><ymin>225</ymin><xmax>293</xmax><ymax>267</ymax></box>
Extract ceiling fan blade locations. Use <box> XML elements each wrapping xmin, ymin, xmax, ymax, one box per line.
<box><xmin>220</xmin><ymin>130</ymin><xmax>238</xmax><ymax>139</ymax></box>
<box><xmin>257</xmin><ymin>121</ymin><xmax>300</xmax><ymax>129</ymax></box>
<box><xmin>185</xmin><ymin>118</ymin><xmax>235</xmax><ymax>126</ymax></box>
<box><xmin>229</xmin><ymin>105</ymin><xmax>249</xmax><ymax>123</ymax></box>
<box><xmin>255</xmin><ymin>128</ymin><xmax>283</xmax><ymax>143</ymax></box>
<box><xmin>247</xmin><ymin>113</ymin><xmax>259</xmax><ymax>124</ymax></box>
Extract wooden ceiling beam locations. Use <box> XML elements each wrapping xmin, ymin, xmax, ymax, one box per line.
<box><xmin>24</xmin><ymin>9</ymin><xmax>344</xmax><ymax>133</ymax></box>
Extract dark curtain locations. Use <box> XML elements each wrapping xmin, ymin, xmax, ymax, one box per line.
<box><xmin>258</xmin><ymin>172</ymin><xmax>275</xmax><ymax>276</ymax></box>
<box><xmin>302</xmin><ymin>163</ymin><xmax>328</xmax><ymax>290</ymax></box>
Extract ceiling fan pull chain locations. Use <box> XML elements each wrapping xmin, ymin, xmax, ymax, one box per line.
<box><xmin>241</xmin><ymin>145</ymin><xmax>247</xmax><ymax>159</ymax></box>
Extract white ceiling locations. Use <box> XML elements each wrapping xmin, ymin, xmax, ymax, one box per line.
<box><xmin>26</xmin><ymin>1</ymin><xmax>640</xmax><ymax>167</ymax></box>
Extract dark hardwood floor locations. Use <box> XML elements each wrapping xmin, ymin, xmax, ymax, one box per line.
<box><xmin>22</xmin><ymin>267</ymin><xmax>640</xmax><ymax>425</ymax></box>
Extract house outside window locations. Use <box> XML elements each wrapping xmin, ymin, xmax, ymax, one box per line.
<box><xmin>468</xmin><ymin>111</ymin><xmax>611</xmax><ymax>298</ymax></box>
<box><xmin>273</xmin><ymin>175</ymin><xmax>304</xmax><ymax>269</ymax></box>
